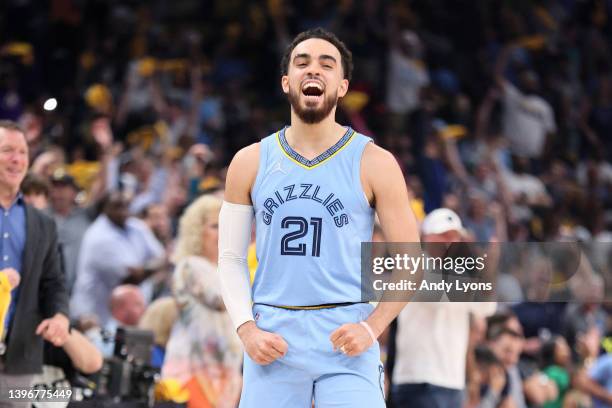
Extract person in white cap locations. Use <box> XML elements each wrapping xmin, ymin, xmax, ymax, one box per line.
<box><xmin>420</xmin><ymin>208</ymin><xmax>466</xmax><ymax>241</ymax></box>
<box><xmin>390</xmin><ymin>208</ymin><xmax>498</xmax><ymax>408</ymax></box>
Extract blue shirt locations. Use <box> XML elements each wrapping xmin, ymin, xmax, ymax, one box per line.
<box><xmin>251</xmin><ymin>127</ymin><xmax>375</xmax><ymax>306</ymax></box>
<box><xmin>1</xmin><ymin>194</ymin><xmax>26</xmax><ymax>335</ymax></box>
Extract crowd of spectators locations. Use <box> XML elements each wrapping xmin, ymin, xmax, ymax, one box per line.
<box><xmin>1</xmin><ymin>0</ymin><xmax>612</xmax><ymax>406</ymax></box>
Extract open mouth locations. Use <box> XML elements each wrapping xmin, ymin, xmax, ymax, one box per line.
<box><xmin>7</xmin><ymin>168</ymin><xmax>23</xmax><ymax>176</ymax></box>
<box><xmin>301</xmin><ymin>81</ymin><xmax>324</xmax><ymax>103</ymax></box>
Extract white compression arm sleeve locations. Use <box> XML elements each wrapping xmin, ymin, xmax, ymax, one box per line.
<box><xmin>218</xmin><ymin>201</ymin><xmax>255</xmax><ymax>331</ymax></box>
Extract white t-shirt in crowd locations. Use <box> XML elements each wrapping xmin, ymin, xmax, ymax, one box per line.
<box><xmin>386</xmin><ymin>50</ymin><xmax>429</xmax><ymax>115</ymax></box>
<box><xmin>576</xmin><ymin>161</ymin><xmax>612</xmax><ymax>187</ymax></box>
<box><xmin>393</xmin><ymin>302</ymin><xmax>497</xmax><ymax>390</ymax></box>
<box><xmin>502</xmin><ymin>171</ymin><xmax>548</xmax><ymax>203</ymax></box>
<box><xmin>502</xmin><ymin>81</ymin><xmax>556</xmax><ymax>158</ymax></box>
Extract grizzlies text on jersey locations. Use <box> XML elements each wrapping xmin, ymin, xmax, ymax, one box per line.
<box><xmin>251</xmin><ymin>126</ymin><xmax>374</xmax><ymax>306</ymax></box>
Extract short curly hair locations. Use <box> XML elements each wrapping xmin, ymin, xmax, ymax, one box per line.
<box><xmin>280</xmin><ymin>28</ymin><xmax>353</xmax><ymax>81</ymax></box>
<box><xmin>172</xmin><ymin>194</ymin><xmax>223</xmax><ymax>263</ymax></box>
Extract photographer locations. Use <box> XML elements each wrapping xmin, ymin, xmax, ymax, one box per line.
<box><xmin>78</xmin><ymin>285</ymin><xmax>146</xmax><ymax>358</ymax></box>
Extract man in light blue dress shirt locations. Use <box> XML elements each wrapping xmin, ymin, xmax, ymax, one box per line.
<box><xmin>70</xmin><ymin>191</ymin><xmax>165</xmax><ymax>327</ymax></box>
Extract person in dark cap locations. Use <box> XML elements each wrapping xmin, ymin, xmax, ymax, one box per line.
<box><xmin>46</xmin><ymin>169</ymin><xmax>96</xmax><ymax>294</ymax></box>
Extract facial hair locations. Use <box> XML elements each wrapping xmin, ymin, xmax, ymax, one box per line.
<box><xmin>287</xmin><ymin>86</ymin><xmax>338</xmax><ymax>124</ymax></box>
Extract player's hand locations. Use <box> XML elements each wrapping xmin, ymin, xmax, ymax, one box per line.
<box><xmin>330</xmin><ymin>323</ymin><xmax>375</xmax><ymax>357</ymax></box>
<box><xmin>36</xmin><ymin>313</ymin><xmax>70</xmax><ymax>347</ymax></box>
<box><xmin>237</xmin><ymin>321</ymin><xmax>288</xmax><ymax>365</ymax></box>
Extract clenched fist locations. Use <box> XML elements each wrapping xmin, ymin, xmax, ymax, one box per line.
<box><xmin>330</xmin><ymin>323</ymin><xmax>375</xmax><ymax>357</ymax></box>
<box><xmin>238</xmin><ymin>321</ymin><xmax>288</xmax><ymax>365</ymax></box>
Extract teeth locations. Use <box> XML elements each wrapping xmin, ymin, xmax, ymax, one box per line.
<box><xmin>302</xmin><ymin>81</ymin><xmax>323</xmax><ymax>91</ymax></box>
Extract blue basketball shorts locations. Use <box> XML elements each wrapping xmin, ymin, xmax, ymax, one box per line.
<box><xmin>239</xmin><ymin>302</ymin><xmax>386</xmax><ymax>408</ymax></box>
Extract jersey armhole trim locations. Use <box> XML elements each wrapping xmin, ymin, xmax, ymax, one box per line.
<box><xmin>251</xmin><ymin>133</ymin><xmax>275</xmax><ymax>203</ymax></box>
<box><xmin>352</xmin><ymin>137</ymin><xmax>374</xmax><ymax>212</ymax></box>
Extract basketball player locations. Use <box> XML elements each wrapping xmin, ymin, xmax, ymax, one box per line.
<box><xmin>218</xmin><ymin>28</ymin><xmax>420</xmax><ymax>407</ymax></box>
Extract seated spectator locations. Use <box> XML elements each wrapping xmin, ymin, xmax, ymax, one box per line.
<box><xmin>88</xmin><ymin>284</ymin><xmax>146</xmax><ymax>358</ymax></box>
<box><xmin>511</xmin><ymin>256</ymin><xmax>567</xmax><ymax>356</ymax></box>
<box><xmin>488</xmin><ymin>322</ymin><xmax>530</xmax><ymax>408</ymax></box>
<box><xmin>567</xmin><ymin>324</ymin><xmax>612</xmax><ymax>407</ymax></box>
<box><xmin>465</xmin><ymin>345</ymin><xmax>513</xmax><ymax>408</ymax></box>
<box><xmin>109</xmin><ymin>284</ymin><xmax>146</xmax><ymax>328</ymax></box>
<box><xmin>488</xmin><ymin>311</ymin><xmax>559</xmax><ymax>408</ymax></box>
<box><xmin>588</xmin><ymin>354</ymin><xmax>612</xmax><ymax>408</ymax></box>
<box><xmin>540</xmin><ymin>336</ymin><xmax>572</xmax><ymax>408</ymax></box>
<box><xmin>563</xmin><ymin>301</ymin><xmax>607</xmax><ymax>354</ymax></box>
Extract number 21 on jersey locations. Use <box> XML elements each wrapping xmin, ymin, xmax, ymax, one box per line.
<box><xmin>280</xmin><ymin>216</ymin><xmax>322</xmax><ymax>257</ymax></box>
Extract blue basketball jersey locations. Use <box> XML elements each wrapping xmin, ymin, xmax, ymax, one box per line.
<box><xmin>251</xmin><ymin>126</ymin><xmax>374</xmax><ymax>306</ymax></box>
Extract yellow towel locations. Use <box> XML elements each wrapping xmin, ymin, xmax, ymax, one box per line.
<box><xmin>0</xmin><ymin>273</ymin><xmax>12</xmax><ymax>342</ymax></box>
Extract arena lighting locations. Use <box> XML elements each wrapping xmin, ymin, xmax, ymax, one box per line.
<box><xmin>43</xmin><ymin>97</ymin><xmax>58</xmax><ymax>111</ymax></box>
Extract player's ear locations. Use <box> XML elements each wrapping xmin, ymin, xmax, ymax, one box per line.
<box><xmin>281</xmin><ymin>76</ymin><xmax>289</xmax><ymax>94</ymax></box>
<box><xmin>337</xmin><ymin>79</ymin><xmax>349</xmax><ymax>98</ymax></box>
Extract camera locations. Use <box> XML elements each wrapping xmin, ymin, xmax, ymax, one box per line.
<box><xmin>96</xmin><ymin>327</ymin><xmax>159</xmax><ymax>406</ymax></box>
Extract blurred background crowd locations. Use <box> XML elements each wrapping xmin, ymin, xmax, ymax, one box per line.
<box><xmin>1</xmin><ymin>0</ymin><xmax>612</xmax><ymax>406</ymax></box>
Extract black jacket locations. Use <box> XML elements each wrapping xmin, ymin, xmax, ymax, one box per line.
<box><xmin>3</xmin><ymin>205</ymin><xmax>69</xmax><ymax>374</ymax></box>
